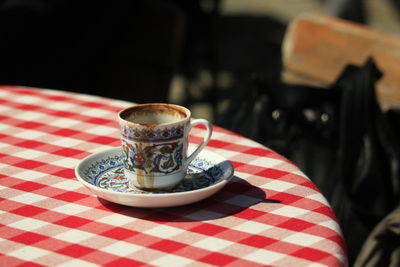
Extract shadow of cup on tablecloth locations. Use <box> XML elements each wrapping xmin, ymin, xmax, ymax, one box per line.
<box><xmin>97</xmin><ymin>176</ymin><xmax>282</xmax><ymax>222</ymax></box>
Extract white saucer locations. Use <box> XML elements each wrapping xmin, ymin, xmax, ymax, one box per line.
<box><xmin>75</xmin><ymin>146</ymin><xmax>234</xmax><ymax>208</ymax></box>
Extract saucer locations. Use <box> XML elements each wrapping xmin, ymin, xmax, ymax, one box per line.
<box><xmin>75</xmin><ymin>146</ymin><xmax>234</xmax><ymax>208</ymax></box>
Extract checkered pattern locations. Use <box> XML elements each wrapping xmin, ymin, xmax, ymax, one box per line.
<box><xmin>0</xmin><ymin>86</ymin><xmax>347</xmax><ymax>266</ymax></box>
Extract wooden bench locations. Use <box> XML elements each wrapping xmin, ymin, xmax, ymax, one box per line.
<box><xmin>282</xmin><ymin>13</ymin><xmax>400</xmax><ymax>108</ymax></box>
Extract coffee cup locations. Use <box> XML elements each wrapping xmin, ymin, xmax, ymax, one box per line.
<box><xmin>118</xmin><ymin>103</ymin><xmax>212</xmax><ymax>190</ymax></box>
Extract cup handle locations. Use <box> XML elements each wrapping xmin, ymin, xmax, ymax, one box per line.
<box><xmin>185</xmin><ymin>118</ymin><xmax>213</xmax><ymax>168</ymax></box>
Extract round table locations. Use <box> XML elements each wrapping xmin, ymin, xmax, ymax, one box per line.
<box><xmin>0</xmin><ymin>86</ymin><xmax>347</xmax><ymax>266</ymax></box>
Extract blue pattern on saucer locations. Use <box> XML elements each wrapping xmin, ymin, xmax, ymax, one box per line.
<box><xmin>83</xmin><ymin>153</ymin><xmax>224</xmax><ymax>194</ymax></box>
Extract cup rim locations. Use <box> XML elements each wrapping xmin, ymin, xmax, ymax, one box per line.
<box><xmin>118</xmin><ymin>103</ymin><xmax>191</xmax><ymax>127</ymax></box>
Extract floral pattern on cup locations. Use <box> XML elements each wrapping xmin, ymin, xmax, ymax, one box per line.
<box><xmin>121</xmin><ymin>139</ymin><xmax>183</xmax><ymax>175</ymax></box>
<box><xmin>120</xmin><ymin>125</ymin><xmax>184</xmax><ymax>142</ymax></box>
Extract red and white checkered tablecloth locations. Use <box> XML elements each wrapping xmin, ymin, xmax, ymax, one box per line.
<box><xmin>0</xmin><ymin>86</ymin><xmax>347</xmax><ymax>266</ymax></box>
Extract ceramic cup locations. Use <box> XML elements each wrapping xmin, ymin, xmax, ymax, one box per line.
<box><xmin>118</xmin><ymin>103</ymin><xmax>212</xmax><ymax>190</ymax></box>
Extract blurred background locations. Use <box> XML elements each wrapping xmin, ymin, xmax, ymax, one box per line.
<box><xmin>1</xmin><ymin>0</ymin><xmax>400</xmax><ymax>122</ymax></box>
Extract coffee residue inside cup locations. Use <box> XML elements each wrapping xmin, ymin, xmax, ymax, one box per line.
<box><xmin>122</xmin><ymin>104</ymin><xmax>188</xmax><ymax>125</ymax></box>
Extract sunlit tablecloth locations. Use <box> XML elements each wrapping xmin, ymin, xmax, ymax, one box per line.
<box><xmin>0</xmin><ymin>86</ymin><xmax>347</xmax><ymax>266</ymax></box>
